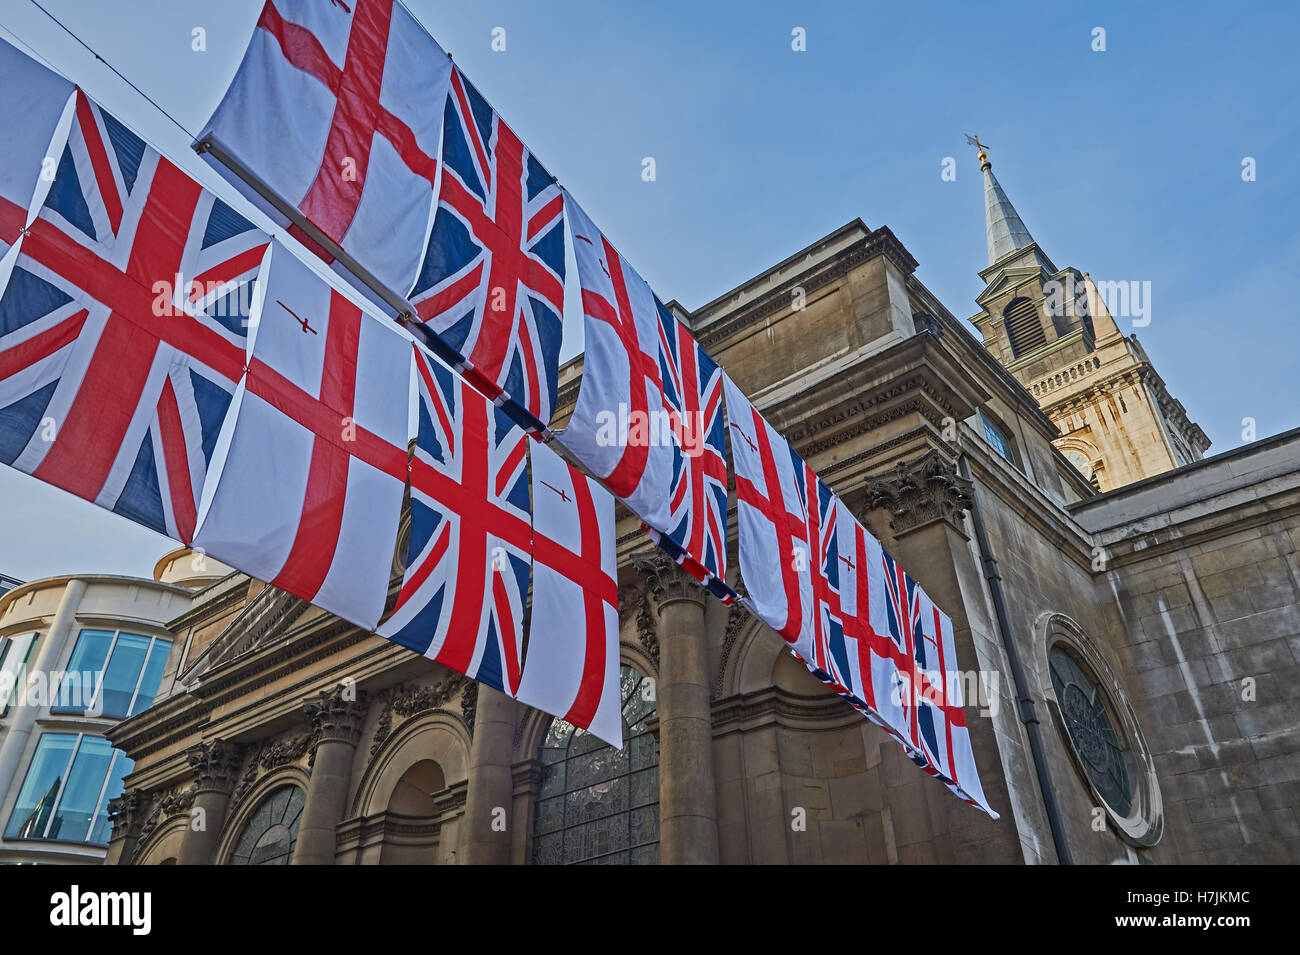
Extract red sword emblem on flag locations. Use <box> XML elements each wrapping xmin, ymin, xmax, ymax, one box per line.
<box><xmin>540</xmin><ymin>480</ymin><xmax>571</xmax><ymax>503</ymax></box>
<box><xmin>277</xmin><ymin>299</ymin><xmax>317</xmax><ymax>335</ymax></box>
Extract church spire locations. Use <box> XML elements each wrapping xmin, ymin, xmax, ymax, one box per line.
<box><xmin>968</xmin><ymin>137</ymin><xmax>1035</xmax><ymax>266</ymax></box>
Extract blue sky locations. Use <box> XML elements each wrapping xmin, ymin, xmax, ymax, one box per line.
<box><xmin>1</xmin><ymin>0</ymin><xmax>1296</xmax><ymax>582</ymax></box>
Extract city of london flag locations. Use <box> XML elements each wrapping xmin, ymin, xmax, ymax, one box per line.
<box><xmin>517</xmin><ymin>439</ymin><xmax>622</xmax><ymax>747</ymax></box>
<box><xmin>194</xmin><ymin>243</ymin><xmax>410</xmax><ymax>630</ymax></box>
<box><xmin>559</xmin><ymin>195</ymin><xmax>674</xmax><ymax>532</ymax></box>
<box><xmin>722</xmin><ymin>373</ymin><xmax>814</xmax><ymax>657</ymax></box>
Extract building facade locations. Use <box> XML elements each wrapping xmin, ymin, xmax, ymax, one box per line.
<box><xmin>94</xmin><ymin>200</ymin><xmax>1300</xmax><ymax>866</ymax></box>
<box><xmin>0</xmin><ymin>549</ymin><xmax>232</xmax><ymax>863</ymax></box>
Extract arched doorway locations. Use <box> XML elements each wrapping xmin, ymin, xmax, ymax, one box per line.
<box><xmin>379</xmin><ymin>759</ymin><xmax>445</xmax><ymax>865</ymax></box>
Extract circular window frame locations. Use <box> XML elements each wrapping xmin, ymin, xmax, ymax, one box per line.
<box><xmin>1039</xmin><ymin>614</ymin><xmax>1163</xmax><ymax>847</ymax></box>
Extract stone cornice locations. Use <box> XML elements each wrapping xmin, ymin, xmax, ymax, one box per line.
<box><xmin>711</xmin><ymin>685</ymin><xmax>862</xmax><ymax>735</ymax></box>
<box><xmin>694</xmin><ymin>227</ymin><xmax>918</xmax><ymax>351</ymax></box>
<box><xmin>163</xmin><ymin>572</ymin><xmax>248</xmax><ymax>633</ymax></box>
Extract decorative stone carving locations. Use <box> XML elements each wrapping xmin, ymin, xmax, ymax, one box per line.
<box><xmin>912</xmin><ymin>310</ymin><xmax>943</xmax><ymax>338</ymax></box>
<box><xmin>132</xmin><ymin>784</ymin><xmax>198</xmax><ymax>860</ymax></box>
<box><xmin>229</xmin><ymin>728</ymin><xmax>319</xmax><ymax>811</ymax></box>
<box><xmin>369</xmin><ymin>674</ymin><xmax>473</xmax><ymax>757</ymax></box>
<box><xmin>620</xmin><ymin>584</ymin><xmax>660</xmax><ymax>668</ymax></box>
<box><xmin>634</xmin><ymin>554</ymin><xmax>705</xmax><ymax>612</ymax></box>
<box><xmin>461</xmin><ymin>681</ymin><xmax>478</xmax><ymax>735</ymax></box>
<box><xmin>106</xmin><ymin>789</ymin><xmax>145</xmax><ymax>842</ymax></box>
<box><xmin>865</xmin><ymin>448</ymin><xmax>973</xmax><ymax>535</ymax></box>
<box><xmin>184</xmin><ymin>740</ymin><xmax>244</xmax><ymax>795</ymax></box>
<box><xmin>715</xmin><ymin>600</ymin><xmax>751</xmax><ymax>699</ymax></box>
<box><xmin>303</xmin><ymin>685</ymin><xmax>369</xmax><ymax>748</ymax></box>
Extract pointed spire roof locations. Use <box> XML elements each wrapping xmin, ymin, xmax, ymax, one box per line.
<box><xmin>981</xmin><ymin>157</ymin><xmax>1035</xmax><ymax>266</ymax></box>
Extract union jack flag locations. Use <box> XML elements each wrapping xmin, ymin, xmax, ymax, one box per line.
<box><xmin>0</xmin><ymin>91</ymin><xmax>267</xmax><ymax>543</ymax></box>
<box><xmin>378</xmin><ymin>344</ymin><xmax>533</xmax><ymax>696</ymax></box>
<box><xmin>877</xmin><ymin>551</ymin><xmax>994</xmax><ymax>813</ymax></box>
<box><xmin>407</xmin><ymin>67</ymin><xmax>565</xmax><ymax>433</ymax></box>
<box><xmin>645</xmin><ymin>308</ymin><xmax>733</xmax><ymax>601</ymax></box>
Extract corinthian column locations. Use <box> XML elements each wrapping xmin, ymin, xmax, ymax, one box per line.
<box><xmin>293</xmin><ymin>686</ymin><xmax>367</xmax><ymax>865</ymax></box>
<box><xmin>103</xmin><ymin>789</ymin><xmax>145</xmax><ymax>866</ymax></box>
<box><xmin>176</xmin><ymin>740</ymin><xmax>243</xmax><ymax>865</ymax></box>
<box><xmin>639</xmin><ymin>556</ymin><xmax>719</xmax><ymax>864</ymax></box>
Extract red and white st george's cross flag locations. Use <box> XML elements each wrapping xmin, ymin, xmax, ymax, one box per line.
<box><xmin>0</xmin><ymin>38</ymin><xmax>74</xmax><ymax>254</ymax></box>
<box><xmin>0</xmin><ymin>91</ymin><xmax>267</xmax><ymax>545</ymax></box>
<box><xmin>194</xmin><ymin>243</ymin><xmax>411</xmax><ymax>630</ymax></box>
<box><xmin>198</xmin><ymin>0</ymin><xmax>451</xmax><ymax>298</ymax></box>
<box><xmin>722</xmin><ymin>373</ymin><xmax>814</xmax><ymax>659</ymax></box>
<box><xmin>518</xmin><ymin>440</ymin><xmax>622</xmax><ymax>747</ymax></box>
<box><xmin>559</xmin><ymin>194</ymin><xmax>674</xmax><ymax>531</ymax></box>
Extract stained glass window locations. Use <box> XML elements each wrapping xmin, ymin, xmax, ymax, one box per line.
<box><xmin>229</xmin><ymin>784</ymin><xmax>305</xmax><ymax>865</ymax></box>
<box><xmin>532</xmin><ymin>664</ymin><xmax>659</xmax><ymax>865</ymax></box>
<box><xmin>1049</xmin><ymin>645</ymin><xmax>1132</xmax><ymax>817</ymax></box>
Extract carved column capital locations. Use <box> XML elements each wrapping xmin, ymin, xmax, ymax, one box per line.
<box><xmin>106</xmin><ymin>788</ymin><xmax>146</xmax><ymax>842</ymax></box>
<box><xmin>185</xmin><ymin>739</ymin><xmax>244</xmax><ymax>795</ymax></box>
<box><xmin>865</xmin><ymin>449</ymin><xmax>972</xmax><ymax>535</ymax></box>
<box><xmin>634</xmin><ymin>554</ymin><xmax>705</xmax><ymax>612</ymax></box>
<box><xmin>304</xmin><ymin>685</ymin><xmax>369</xmax><ymax>748</ymax></box>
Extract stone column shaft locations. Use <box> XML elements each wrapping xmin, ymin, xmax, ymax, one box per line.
<box><xmin>293</xmin><ymin>687</ymin><xmax>366</xmax><ymax>865</ymax></box>
<box><xmin>461</xmin><ymin>685</ymin><xmax>516</xmax><ymax>864</ymax></box>
<box><xmin>643</xmin><ymin>558</ymin><xmax>719</xmax><ymax>864</ymax></box>
<box><xmin>176</xmin><ymin>740</ymin><xmax>242</xmax><ymax>865</ymax></box>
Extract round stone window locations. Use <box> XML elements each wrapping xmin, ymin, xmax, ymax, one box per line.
<box><xmin>1050</xmin><ymin>645</ymin><xmax>1132</xmax><ymax>816</ymax></box>
<box><xmin>1043</xmin><ymin>617</ymin><xmax>1162</xmax><ymax>846</ymax></box>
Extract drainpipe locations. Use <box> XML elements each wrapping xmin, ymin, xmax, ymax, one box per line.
<box><xmin>957</xmin><ymin>453</ymin><xmax>1074</xmax><ymax>865</ymax></box>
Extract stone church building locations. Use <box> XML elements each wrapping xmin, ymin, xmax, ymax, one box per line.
<box><xmin>99</xmin><ymin>158</ymin><xmax>1300</xmax><ymax>866</ymax></box>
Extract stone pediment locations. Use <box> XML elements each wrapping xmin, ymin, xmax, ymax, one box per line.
<box><xmin>179</xmin><ymin>583</ymin><xmax>312</xmax><ymax>685</ymax></box>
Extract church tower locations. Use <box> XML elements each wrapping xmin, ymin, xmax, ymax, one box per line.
<box><xmin>967</xmin><ymin>142</ymin><xmax>1209</xmax><ymax>491</ymax></box>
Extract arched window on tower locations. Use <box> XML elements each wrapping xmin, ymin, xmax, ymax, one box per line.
<box><xmin>531</xmin><ymin>664</ymin><xmax>659</xmax><ymax>865</ymax></box>
<box><xmin>1003</xmin><ymin>296</ymin><xmax>1046</xmax><ymax>358</ymax></box>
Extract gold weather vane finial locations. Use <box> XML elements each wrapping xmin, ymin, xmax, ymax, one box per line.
<box><xmin>965</xmin><ymin>133</ymin><xmax>989</xmax><ymax>165</ymax></box>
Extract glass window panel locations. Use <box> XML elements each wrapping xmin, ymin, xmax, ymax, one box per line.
<box><xmin>87</xmin><ymin>751</ymin><xmax>133</xmax><ymax>846</ymax></box>
<box><xmin>0</xmin><ymin>633</ymin><xmax>37</xmax><ymax>716</ymax></box>
<box><xmin>54</xmin><ymin>630</ymin><xmax>114</xmax><ymax>712</ymax></box>
<box><xmin>97</xmin><ymin>633</ymin><xmax>151</xmax><ymax>719</ymax></box>
<box><xmin>5</xmin><ymin>734</ymin><xmax>77</xmax><ymax>840</ymax></box>
<box><xmin>127</xmin><ymin>639</ymin><xmax>171</xmax><ymax>716</ymax></box>
<box><xmin>981</xmin><ymin>412</ymin><xmax>1016</xmax><ymax>464</ymax></box>
<box><xmin>47</xmin><ymin>736</ymin><xmax>114</xmax><ymax>842</ymax></box>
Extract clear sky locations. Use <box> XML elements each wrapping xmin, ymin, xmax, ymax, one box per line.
<box><xmin>1</xmin><ymin>0</ymin><xmax>1296</xmax><ymax>582</ymax></box>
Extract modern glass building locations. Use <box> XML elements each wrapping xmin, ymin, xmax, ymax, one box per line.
<box><xmin>0</xmin><ymin>548</ymin><xmax>232</xmax><ymax>864</ymax></box>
